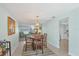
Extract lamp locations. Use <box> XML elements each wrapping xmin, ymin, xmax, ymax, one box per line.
<box><xmin>34</xmin><ymin>16</ymin><xmax>42</xmax><ymax>34</ymax></box>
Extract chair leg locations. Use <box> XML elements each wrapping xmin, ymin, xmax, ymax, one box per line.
<box><xmin>42</xmin><ymin>38</ymin><xmax>43</xmax><ymax>54</ymax></box>
<box><xmin>42</xmin><ymin>46</ymin><xmax>43</xmax><ymax>54</ymax></box>
<box><xmin>36</xmin><ymin>40</ymin><xmax>38</xmax><ymax>55</ymax></box>
<box><xmin>25</xmin><ymin>39</ymin><xmax>27</xmax><ymax>51</ymax></box>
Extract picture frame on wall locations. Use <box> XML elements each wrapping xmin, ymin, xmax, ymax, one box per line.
<box><xmin>8</xmin><ymin>16</ymin><xmax>16</xmax><ymax>36</ymax></box>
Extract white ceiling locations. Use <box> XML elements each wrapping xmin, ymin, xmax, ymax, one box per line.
<box><xmin>1</xmin><ymin>3</ymin><xmax>79</xmax><ymax>25</ymax></box>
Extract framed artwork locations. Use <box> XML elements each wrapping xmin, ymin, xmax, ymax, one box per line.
<box><xmin>0</xmin><ymin>19</ymin><xmax>2</xmax><ymax>33</ymax></box>
<box><xmin>8</xmin><ymin>16</ymin><xmax>16</xmax><ymax>36</ymax></box>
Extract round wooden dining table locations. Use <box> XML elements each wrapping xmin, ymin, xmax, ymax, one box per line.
<box><xmin>30</xmin><ymin>34</ymin><xmax>44</xmax><ymax>54</ymax></box>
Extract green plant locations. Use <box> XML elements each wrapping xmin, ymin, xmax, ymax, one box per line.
<box><xmin>0</xmin><ymin>43</ymin><xmax>6</xmax><ymax>50</ymax></box>
<box><xmin>1</xmin><ymin>45</ymin><xmax>6</xmax><ymax>49</ymax></box>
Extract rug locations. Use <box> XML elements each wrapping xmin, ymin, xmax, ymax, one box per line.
<box><xmin>22</xmin><ymin>45</ymin><xmax>57</xmax><ymax>56</ymax></box>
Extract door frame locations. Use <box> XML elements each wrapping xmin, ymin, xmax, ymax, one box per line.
<box><xmin>59</xmin><ymin>17</ymin><xmax>69</xmax><ymax>53</ymax></box>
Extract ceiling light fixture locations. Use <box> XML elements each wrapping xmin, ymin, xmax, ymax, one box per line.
<box><xmin>34</xmin><ymin>16</ymin><xmax>42</xmax><ymax>34</ymax></box>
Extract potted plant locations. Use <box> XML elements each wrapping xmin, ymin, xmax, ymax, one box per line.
<box><xmin>0</xmin><ymin>41</ymin><xmax>3</xmax><ymax>55</ymax></box>
<box><xmin>0</xmin><ymin>46</ymin><xmax>3</xmax><ymax>56</ymax></box>
<box><xmin>0</xmin><ymin>41</ymin><xmax>6</xmax><ymax>56</ymax></box>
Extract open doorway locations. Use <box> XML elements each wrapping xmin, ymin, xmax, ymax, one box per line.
<box><xmin>59</xmin><ymin>17</ymin><xmax>69</xmax><ymax>54</ymax></box>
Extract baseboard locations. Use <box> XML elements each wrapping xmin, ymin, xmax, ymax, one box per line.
<box><xmin>69</xmin><ymin>51</ymin><xmax>77</xmax><ymax>56</ymax></box>
<box><xmin>47</xmin><ymin>42</ymin><xmax>69</xmax><ymax>56</ymax></box>
<box><xmin>47</xmin><ymin>42</ymin><xmax>59</xmax><ymax>54</ymax></box>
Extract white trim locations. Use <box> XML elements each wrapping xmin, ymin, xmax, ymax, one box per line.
<box><xmin>69</xmin><ymin>51</ymin><xmax>77</xmax><ymax>56</ymax></box>
<box><xmin>47</xmin><ymin>42</ymin><xmax>69</xmax><ymax>56</ymax></box>
<box><xmin>47</xmin><ymin>42</ymin><xmax>59</xmax><ymax>54</ymax></box>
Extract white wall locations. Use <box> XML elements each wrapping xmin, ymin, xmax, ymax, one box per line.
<box><xmin>42</xmin><ymin>7</ymin><xmax>79</xmax><ymax>56</ymax></box>
<box><xmin>68</xmin><ymin>8</ymin><xmax>79</xmax><ymax>56</ymax></box>
<box><xmin>0</xmin><ymin>5</ymin><xmax>19</xmax><ymax>55</ymax></box>
<box><xmin>42</xmin><ymin>19</ymin><xmax>59</xmax><ymax>48</ymax></box>
<box><xmin>58</xmin><ymin>7</ymin><xmax>79</xmax><ymax>56</ymax></box>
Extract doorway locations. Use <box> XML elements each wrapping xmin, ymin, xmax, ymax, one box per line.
<box><xmin>59</xmin><ymin>17</ymin><xmax>69</xmax><ymax>53</ymax></box>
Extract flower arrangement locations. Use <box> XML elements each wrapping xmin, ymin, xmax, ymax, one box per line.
<box><xmin>0</xmin><ymin>41</ymin><xmax>6</xmax><ymax>56</ymax></box>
